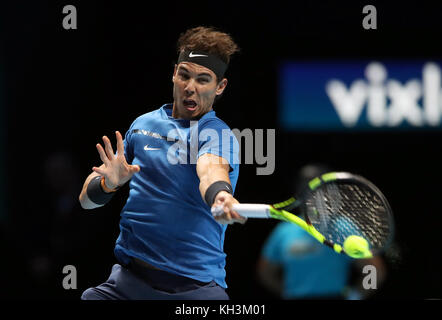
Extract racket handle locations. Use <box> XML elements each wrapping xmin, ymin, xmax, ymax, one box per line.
<box><xmin>211</xmin><ymin>204</ymin><xmax>271</xmax><ymax>218</ymax></box>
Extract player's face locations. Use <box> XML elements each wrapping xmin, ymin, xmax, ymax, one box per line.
<box><xmin>172</xmin><ymin>62</ymin><xmax>227</xmax><ymax>120</ymax></box>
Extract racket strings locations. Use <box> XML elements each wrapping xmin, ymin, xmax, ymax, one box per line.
<box><xmin>305</xmin><ymin>182</ymin><xmax>391</xmax><ymax>250</ymax></box>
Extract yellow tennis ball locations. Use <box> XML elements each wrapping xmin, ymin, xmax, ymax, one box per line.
<box><xmin>343</xmin><ymin>235</ymin><xmax>372</xmax><ymax>259</ymax></box>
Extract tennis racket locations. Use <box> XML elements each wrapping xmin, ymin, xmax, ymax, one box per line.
<box><xmin>212</xmin><ymin>172</ymin><xmax>394</xmax><ymax>259</ymax></box>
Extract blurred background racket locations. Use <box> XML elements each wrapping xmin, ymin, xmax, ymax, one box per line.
<box><xmin>212</xmin><ymin>172</ymin><xmax>394</xmax><ymax>259</ymax></box>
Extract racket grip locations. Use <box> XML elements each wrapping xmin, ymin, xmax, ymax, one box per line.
<box><xmin>211</xmin><ymin>204</ymin><xmax>271</xmax><ymax>218</ymax></box>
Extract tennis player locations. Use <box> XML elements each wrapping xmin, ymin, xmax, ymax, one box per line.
<box><xmin>79</xmin><ymin>26</ymin><xmax>245</xmax><ymax>300</ymax></box>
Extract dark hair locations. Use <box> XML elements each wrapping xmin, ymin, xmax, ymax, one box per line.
<box><xmin>177</xmin><ymin>26</ymin><xmax>239</xmax><ymax>64</ymax></box>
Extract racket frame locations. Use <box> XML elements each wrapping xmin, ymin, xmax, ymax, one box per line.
<box><xmin>271</xmin><ymin>172</ymin><xmax>395</xmax><ymax>257</ymax></box>
<box><xmin>213</xmin><ymin>172</ymin><xmax>394</xmax><ymax>259</ymax></box>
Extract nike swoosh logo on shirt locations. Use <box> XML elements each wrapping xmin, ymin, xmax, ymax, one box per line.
<box><xmin>144</xmin><ymin>145</ymin><xmax>161</xmax><ymax>151</ymax></box>
<box><xmin>189</xmin><ymin>52</ymin><xmax>208</xmax><ymax>58</ymax></box>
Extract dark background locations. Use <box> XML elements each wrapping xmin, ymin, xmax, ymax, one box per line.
<box><xmin>1</xmin><ymin>1</ymin><xmax>441</xmax><ymax>300</ymax></box>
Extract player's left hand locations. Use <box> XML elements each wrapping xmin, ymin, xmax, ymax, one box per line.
<box><xmin>212</xmin><ymin>191</ymin><xmax>247</xmax><ymax>225</ymax></box>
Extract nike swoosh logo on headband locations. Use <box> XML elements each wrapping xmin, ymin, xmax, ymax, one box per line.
<box><xmin>189</xmin><ymin>52</ymin><xmax>208</xmax><ymax>58</ymax></box>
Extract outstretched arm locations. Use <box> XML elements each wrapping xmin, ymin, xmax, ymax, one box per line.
<box><xmin>197</xmin><ymin>153</ymin><xmax>246</xmax><ymax>225</ymax></box>
<box><xmin>79</xmin><ymin>131</ymin><xmax>140</xmax><ymax>210</ymax></box>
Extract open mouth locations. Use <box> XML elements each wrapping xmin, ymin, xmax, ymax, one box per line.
<box><xmin>183</xmin><ymin>99</ymin><xmax>197</xmax><ymax>111</ymax></box>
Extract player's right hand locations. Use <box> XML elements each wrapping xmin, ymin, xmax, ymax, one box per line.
<box><xmin>92</xmin><ymin>131</ymin><xmax>140</xmax><ymax>189</ymax></box>
<box><xmin>212</xmin><ymin>191</ymin><xmax>247</xmax><ymax>225</ymax></box>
